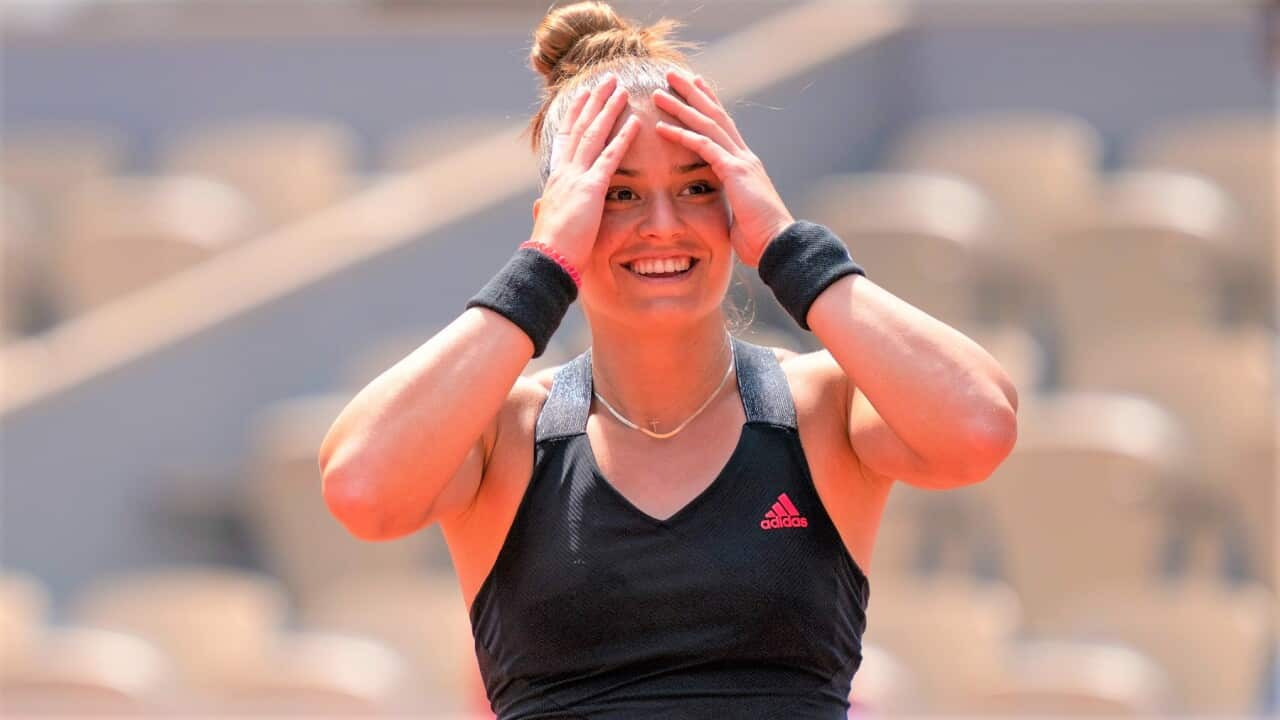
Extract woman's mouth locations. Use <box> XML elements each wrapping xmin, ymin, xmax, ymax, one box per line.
<box><xmin>622</xmin><ymin>256</ymin><xmax>699</xmax><ymax>281</ymax></box>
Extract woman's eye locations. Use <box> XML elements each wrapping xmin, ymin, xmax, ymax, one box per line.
<box><xmin>606</xmin><ymin>183</ymin><xmax>714</xmax><ymax>202</ymax></box>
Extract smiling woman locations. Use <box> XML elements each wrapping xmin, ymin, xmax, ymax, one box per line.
<box><xmin>317</xmin><ymin>1</ymin><xmax>1018</xmax><ymax>718</ymax></box>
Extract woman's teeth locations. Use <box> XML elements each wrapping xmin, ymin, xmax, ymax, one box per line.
<box><xmin>629</xmin><ymin>257</ymin><xmax>693</xmax><ymax>275</ymax></box>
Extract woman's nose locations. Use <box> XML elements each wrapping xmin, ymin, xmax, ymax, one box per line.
<box><xmin>637</xmin><ymin>193</ymin><xmax>685</xmax><ymax>240</ymax></box>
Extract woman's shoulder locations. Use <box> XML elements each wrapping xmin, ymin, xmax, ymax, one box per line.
<box><xmin>771</xmin><ymin>345</ymin><xmax>851</xmax><ymax>430</ymax></box>
<box><xmin>500</xmin><ymin>357</ymin><xmax>580</xmax><ymax>438</ymax></box>
<box><xmin>771</xmin><ymin>345</ymin><xmax>846</xmax><ymax>396</ymax></box>
<box><xmin>500</xmin><ymin>368</ymin><xmax>556</xmax><ymax>439</ymax></box>
<box><xmin>524</xmin><ymin>363</ymin><xmax>561</xmax><ymax>393</ymax></box>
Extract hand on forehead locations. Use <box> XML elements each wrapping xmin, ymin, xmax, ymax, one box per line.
<box><xmin>551</xmin><ymin>97</ymin><xmax>698</xmax><ymax>176</ymax></box>
<box><xmin>547</xmin><ymin>70</ymin><xmax>706</xmax><ymax>176</ymax></box>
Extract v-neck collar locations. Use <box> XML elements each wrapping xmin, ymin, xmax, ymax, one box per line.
<box><xmin>580</xmin><ymin>338</ymin><xmax>749</xmax><ymax>526</ymax></box>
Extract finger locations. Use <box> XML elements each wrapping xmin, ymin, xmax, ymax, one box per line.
<box><xmin>651</xmin><ymin>88</ymin><xmax>738</xmax><ymax>156</ymax></box>
<box><xmin>590</xmin><ymin>114</ymin><xmax>641</xmax><ymax>179</ymax></box>
<box><xmin>693</xmin><ymin>75</ymin><xmax>723</xmax><ymax>105</ymax></box>
<box><xmin>654</xmin><ymin>120</ymin><xmax>739</xmax><ymax>175</ymax></box>
<box><xmin>668</xmin><ymin>70</ymin><xmax>748</xmax><ymax>151</ymax></box>
<box><xmin>572</xmin><ymin>84</ymin><xmax>630</xmax><ymax>168</ymax></box>
<box><xmin>564</xmin><ymin>73</ymin><xmax>618</xmax><ymax>167</ymax></box>
<box><xmin>561</xmin><ymin>82</ymin><xmax>595</xmax><ymax>137</ymax></box>
<box><xmin>551</xmin><ymin>84</ymin><xmax>593</xmax><ymax>173</ymax></box>
<box><xmin>687</xmin><ymin>73</ymin><xmax>748</xmax><ymax>150</ymax></box>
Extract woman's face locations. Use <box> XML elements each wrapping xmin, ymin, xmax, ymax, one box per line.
<box><xmin>577</xmin><ymin>99</ymin><xmax>734</xmax><ymax>329</ymax></box>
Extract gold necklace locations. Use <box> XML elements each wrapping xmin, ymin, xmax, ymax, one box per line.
<box><xmin>592</xmin><ymin>335</ymin><xmax>735</xmax><ymax>440</ymax></box>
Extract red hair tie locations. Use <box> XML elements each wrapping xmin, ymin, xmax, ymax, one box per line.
<box><xmin>520</xmin><ymin>240</ymin><xmax>582</xmax><ymax>288</ymax></box>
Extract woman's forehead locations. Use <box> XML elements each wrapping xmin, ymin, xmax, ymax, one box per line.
<box><xmin>610</xmin><ymin>102</ymin><xmax>703</xmax><ymax>173</ymax></box>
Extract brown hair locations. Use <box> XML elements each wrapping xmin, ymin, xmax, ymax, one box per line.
<box><xmin>525</xmin><ymin>1</ymin><xmax>702</xmax><ymax>184</ymax></box>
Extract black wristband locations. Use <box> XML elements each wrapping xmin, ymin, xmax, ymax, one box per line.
<box><xmin>466</xmin><ymin>248</ymin><xmax>578</xmax><ymax>358</ymax></box>
<box><xmin>757</xmin><ymin>221</ymin><xmax>866</xmax><ymax>331</ymax></box>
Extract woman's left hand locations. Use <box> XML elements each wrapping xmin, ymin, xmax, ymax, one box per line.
<box><xmin>652</xmin><ymin>69</ymin><xmax>795</xmax><ymax>269</ymax></box>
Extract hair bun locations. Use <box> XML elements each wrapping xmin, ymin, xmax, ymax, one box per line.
<box><xmin>530</xmin><ymin>1</ymin><xmax>663</xmax><ymax>87</ymax></box>
<box><xmin>525</xmin><ymin>1</ymin><xmax>699</xmax><ymax>180</ymax></box>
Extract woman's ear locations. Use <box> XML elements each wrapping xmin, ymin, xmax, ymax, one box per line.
<box><xmin>532</xmin><ymin>198</ymin><xmax>542</xmax><ymax>222</ymax></box>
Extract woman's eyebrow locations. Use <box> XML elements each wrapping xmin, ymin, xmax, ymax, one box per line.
<box><xmin>613</xmin><ymin>161</ymin><xmax>710</xmax><ymax>177</ymax></box>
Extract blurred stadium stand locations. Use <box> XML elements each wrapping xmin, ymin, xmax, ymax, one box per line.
<box><xmin>1</xmin><ymin>0</ymin><xmax>1274</xmax><ymax>715</ymax></box>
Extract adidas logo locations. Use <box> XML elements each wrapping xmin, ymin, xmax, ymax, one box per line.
<box><xmin>760</xmin><ymin>492</ymin><xmax>809</xmax><ymax>530</ymax></box>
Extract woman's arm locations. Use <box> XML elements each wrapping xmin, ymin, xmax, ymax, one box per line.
<box><xmin>644</xmin><ymin>68</ymin><xmax>1016</xmax><ymax>488</ymax></box>
<box><xmin>320</xmin><ymin>76</ymin><xmax>641</xmax><ymax>540</ymax></box>
<box><xmin>807</xmin><ymin>274</ymin><xmax>1018</xmax><ymax>489</ymax></box>
<box><xmin>318</xmin><ymin>307</ymin><xmax>534</xmax><ymax>540</ymax></box>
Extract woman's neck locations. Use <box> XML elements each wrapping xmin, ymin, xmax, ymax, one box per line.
<box><xmin>588</xmin><ymin>315</ymin><xmax>735</xmax><ymax>436</ymax></box>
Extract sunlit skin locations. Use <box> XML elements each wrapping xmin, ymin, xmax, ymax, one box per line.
<box><xmin>318</xmin><ymin>68</ymin><xmax>1017</xmax><ymax>610</ymax></box>
<box><xmin>529</xmin><ymin>70</ymin><xmax>801</xmax><ymax>427</ymax></box>
<box><xmin>579</xmin><ymin>99</ymin><xmax>735</xmax><ymax>330</ymax></box>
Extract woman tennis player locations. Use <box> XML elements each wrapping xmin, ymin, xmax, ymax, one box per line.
<box><xmin>320</xmin><ymin>2</ymin><xmax>1018</xmax><ymax>717</ymax></box>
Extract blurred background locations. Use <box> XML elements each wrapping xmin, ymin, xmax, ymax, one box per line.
<box><xmin>0</xmin><ymin>0</ymin><xmax>1275</xmax><ymax>716</ymax></box>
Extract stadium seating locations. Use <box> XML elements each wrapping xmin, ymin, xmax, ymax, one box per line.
<box><xmin>890</xmin><ymin>111</ymin><xmax>1103</xmax><ymax>325</ymax></box>
<box><xmin>803</xmin><ymin>172</ymin><xmax>996</xmax><ymax>330</ymax></box>
<box><xmin>301</xmin><ymin>571</ymin><xmax>481</xmax><ymax>713</ymax></box>
<box><xmin>848</xmin><ymin>642</ymin><xmax>925</xmax><ymax>716</ymax></box>
<box><xmin>244</xmin><ymin>393</ymin><xmax>443</xmax><ymax>603</ymax></box>
<box><xmin>0</xmin><ymin>626</ymin><xmax>174</xmax><ymax>715</ymax></box>
<box><xmin>959</xmin><ymin>641</ymin><xmax>1174</xmax><ymax>716</ymax></box>
<box><xmin>0</xmin><ymin>128</ymin><xmax>123</xmax><ymax>205</ymax></box>
<box><xmin>1047</xmin><ymin>170</ymin><xmax>1240</xmax><ymax>347</ymax></box>
<box><xmin>383</xmin><ymin>116</ymin><xmax>517</xmax><ymax>172</ymax></box>
<box><xmin>1130</xmin><ymin>113</ymin><xmax>1277</xmax><ymax>327</ymax></box>
<box><xmin>968</xmin><ymin>323</ymin><xmax>1048</xmax><ymax>393</ymax></box>
<box><xmin>1</xmin><ymin>184</ymin><xmax>41</xmax><ymax>341</ymax></box>
<box><xmin>210</xmin><ymin>630</ymin><xmax>407</xmax><ymax>715</ymax></box>
<box><xmin>870</xmin><ymin>480</ymin><xmax>1000</xmax><ymax>584</ymax></box>
<box><xmin>975</xmin><ymin>391</ymin><xmax>1189</xmax><ymax>634</ymax></box>
<box><xmin>70</xmin><ymin>566</ymin><xmax>289</xmax><ymax>690</ymax></box>
<box><xmin>0</xmin><ymin>571</ymin><xmax>50</xmax><ymax>675</ymax></box>
<box><xmin>1061</xmin><ymin>578</ymin><xmax>1274</xmax><ymax>714</ymax></box>
<box><xmin>160</xmin><ymin>119</ymin><xmax>358</xmax><ymax>228</ymax></box>
<box><xmin>863</xmin><ymin>575</ymin><xmax>1021</xmax><ymax>709</ymax></box>
<box><xmin>52</xmin><ymin>174</ymin><xmax>256</xmax><ymax>314</ymax></box>
<box><xmin>1061</xmin><ymin>325</ymin><xmax>1276</xmax><ymax>584</ymax></box>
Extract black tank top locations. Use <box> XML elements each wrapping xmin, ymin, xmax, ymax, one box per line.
<box><xmin>468</xmin><ymin>337</ymin><xmax>870</xmax><ymax>719</ymax></box>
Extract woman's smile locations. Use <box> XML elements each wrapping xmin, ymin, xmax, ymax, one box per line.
<box><xmin>621</xmin><ymin>256</ymin><xmax>701</xmax><ymax>282</ymax></box>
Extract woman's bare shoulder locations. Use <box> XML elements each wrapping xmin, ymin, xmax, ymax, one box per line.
<box><xmin>526</xmin><ymin>364</ymin><xmax>561</xmax><ymax>393</ymax></box>
<box><xmin>775</xmin><ymin>347</ymin><xmax>849</xmax><ymax>415</ymax></box>
<box><xmin>500</xmin><ymin>368</ymin><xmax>555</xmax><ymax>437</ymax></box>
<box><xmin>491</xmin><ymin>360</ymin><xmax>571</xmax><ymax>452</ymax></box>
<box><xmin>444</xmin><ymin>368</ymin><xmax>554</xmax><ymax>531</ymax></box>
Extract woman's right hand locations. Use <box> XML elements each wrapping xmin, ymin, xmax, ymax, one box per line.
<box><xmin>529</xmin><ymin>72</ymin><xmax>641</xmax><ymax>271</ymax></box>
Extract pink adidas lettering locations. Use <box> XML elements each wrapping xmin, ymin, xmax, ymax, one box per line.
<box><xmin>760</xmin><ymin>492</ymin><xmax>809</xmax><ymax>530</ymax></box>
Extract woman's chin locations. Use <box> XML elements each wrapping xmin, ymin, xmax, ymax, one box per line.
<box><xmin>620</xmin><ymin>297</ymin><xmax>722</xmax><ymax>327</ymax></box>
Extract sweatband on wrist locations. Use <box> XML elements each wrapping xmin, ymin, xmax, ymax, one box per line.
<box><xmin>757</xmin><ymin>220</ymin><xmax>866</xmax><ymax>331</ymax></box>
<box><xmin>466</xmin><ymin>247</ymin><xmax>578</xmax><ymax>358</ymax></box>
<box><xmin>519</xmin><ymin>240</ymin><xmax>581</xmax><ymax>287</ymax></box>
